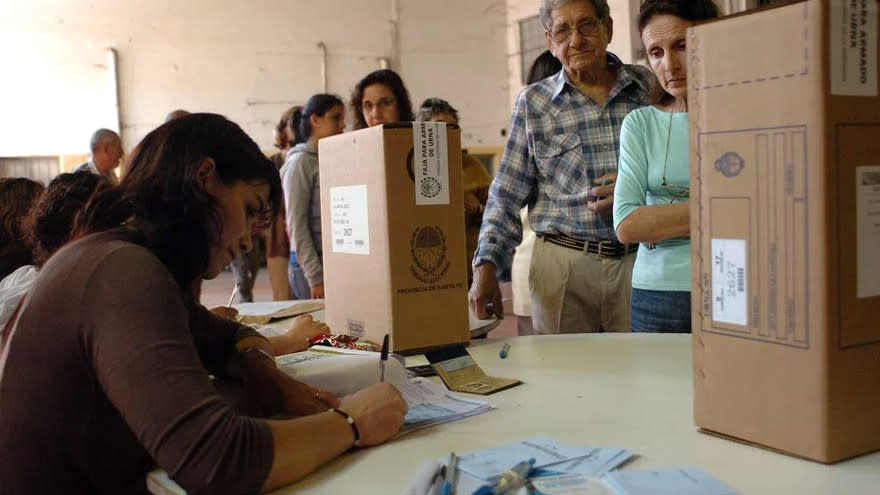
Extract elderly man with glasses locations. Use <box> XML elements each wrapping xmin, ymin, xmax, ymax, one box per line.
<box><xmin>469</xmin><ymin>0</ymin><xmax>653</xmax><ymax>334</ymax></box>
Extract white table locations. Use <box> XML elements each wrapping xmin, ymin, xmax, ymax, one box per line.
<box><xmin>270</xmin><ymin>334</ymin><xmax>880</xmax><ymax>494</ymax></box>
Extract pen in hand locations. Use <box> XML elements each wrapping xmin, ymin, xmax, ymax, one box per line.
<box><xmin>379</xmin><ymin>334</ymin><xmax>390</xmax><ymax>382</ymax></box>
<box><xmin>227</xmin><ymin>283</ymin><xmax>239</xmax><ymax>308</ymax></box>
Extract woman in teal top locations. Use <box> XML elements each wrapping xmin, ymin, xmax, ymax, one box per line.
<box><xmin>613</xmin><ymin>0</ymin><xmax>719</xmax><ymax>333</ymax></box>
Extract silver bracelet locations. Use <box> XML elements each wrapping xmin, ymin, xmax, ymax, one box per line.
<box><xmin>329</xmin><ymin>408</ymin><xmax>361</xmax><ymax>448</ymax></box>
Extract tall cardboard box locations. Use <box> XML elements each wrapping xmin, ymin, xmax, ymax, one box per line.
<box><xmin>318</xmin><ymin>123</ymin><xmax>470</xmax><ymax>354</ymax></box>
<box><xmin>690</xmin><ymin>0</ymin><xmax>880</xmax><ymax>463</ymax></box>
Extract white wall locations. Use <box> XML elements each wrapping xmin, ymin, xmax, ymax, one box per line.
<box><xmin>0</xmin><ymin>0</ymin><xmax>509</xmax><ymax>156</ymax></box>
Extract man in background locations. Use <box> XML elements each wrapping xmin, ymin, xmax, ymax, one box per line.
<box><xmin>469</xmin><ymin>0</ymin><xmax>652</xmax><ymax>334</ymax></box>
<box><xmin>73</xmin><ymin>128</ymin><xmax>122</xmax><ymax>184</ymax></box>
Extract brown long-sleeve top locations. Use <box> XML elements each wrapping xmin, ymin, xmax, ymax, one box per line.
<box><xmin>0</xmin><ymin>230</ymin><xmax>273</xmax><ymax>494</ymax></box>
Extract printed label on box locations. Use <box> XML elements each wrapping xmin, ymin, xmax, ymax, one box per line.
<box><xmin>329</xmin><ymin>185</ymin><xmax>370</xmax><ymax>255</ymax></box>
<box><xmin>412</xmin><ymin>122</ymin><xmax>449</xmax><ymax>205</ymax></box>
<box><xmin>346</xmin><ymin>319</ymin><xmax>365</xmax><ymax>338</ymax></box>
<box><xmin>830</xmin><ymin>0</ymin><xmax>878</xmax><ymax>96</ymax></box>
<box><xmin>711</xmin><ymin>238</ymin><xmax>748</xmax><ymax>326</ymax></box>
<box><xmin>857</xmin><ymin>165</ymin><xmax>880</xmax><ymax>298</ymax></box>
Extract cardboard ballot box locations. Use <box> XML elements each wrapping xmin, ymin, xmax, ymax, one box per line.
<box><xmin>690</xmin><ymin>0</ymin><xmax>880</xmax><ymax>463</ymax></box>
<box><xmin>318</xmin><ymin>123</ymin><xmax>469</xmax><ymax>354</ymax></box>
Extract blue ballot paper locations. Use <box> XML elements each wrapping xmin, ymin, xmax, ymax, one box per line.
<box><xmin>539</xmin><ymin>447</ymin><xmax>635</xmax><ymax>478</ymax></box>
<box><xmin>603</xmin><ymin>466</ymin><xmax>738</xmax><ymax>495</ymax></box>
<box><xmin>457</xmin><ymin>437</ymin><xmax>632</xmax><ymax>481</ymax></box>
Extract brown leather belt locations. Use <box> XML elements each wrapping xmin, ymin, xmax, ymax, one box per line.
<box><xmin>537</xmin><ymin>233</ymin><xmax>638</xmax><ymax>258</ymax></box>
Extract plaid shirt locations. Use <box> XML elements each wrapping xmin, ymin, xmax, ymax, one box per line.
<box><xmin>474</xmin><ymin>57</ymin><xmax>652</xmax><ymax>280</ymax></box>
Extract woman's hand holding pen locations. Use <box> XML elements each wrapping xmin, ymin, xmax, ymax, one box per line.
<box><xmin>338</xmin><ymin>382</ymin><xmax>407</xmax><ymax>447</ymax></box>
<box><xmin>587</xmin><ymin>173</ymin><xmax>617</xmax><ymax>215</ymax></box>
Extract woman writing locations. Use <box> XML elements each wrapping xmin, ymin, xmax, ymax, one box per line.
<box><xmin>281</xmin><ymin>94</ymin><xmax>346</xmax><ymax>300</ymax></box>
<box><xmin>613</xmin><ymin>0</ymin><xmax>719</xmax><ymax>333</ymax></box>
<box><xmin>0</xmin><ymin>114</ymin><xmax>406</xmax><ymax>493</ymax></box>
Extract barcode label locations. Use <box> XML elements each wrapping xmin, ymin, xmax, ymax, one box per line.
<box><xmin>330</xmin><ymin>185</ymin><xmax>370</xmax><ymax>255</ymax></box>
<box><xmin>711</xmin><ymin>238</ymin><xmax>748</xmax><ymax>326</ymax></box>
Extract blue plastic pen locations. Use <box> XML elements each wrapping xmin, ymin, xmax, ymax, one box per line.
<box><xmin>499</xmin><ymin>343</ymin><xmax>511</xmax><ymax>359</ymax></box>
<box><xmin>473</xmin><ymin>458</ymin><xmax>535</xmax><ymax>495</ymax></box>
<box><xmin>440</xmin><ymin>452</ymin><xmax>458</xmax><ymax>495</ymax></box>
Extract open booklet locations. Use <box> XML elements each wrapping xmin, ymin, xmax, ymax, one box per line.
<box><xmin>273</xmin><ymin>346</ymin><xmax>495</xmax><ymax>432</ymax></box>
<box><xmin>146</xmin><ymin>347</ymin><xmax>494</xmax><ymax>495</ymax></box>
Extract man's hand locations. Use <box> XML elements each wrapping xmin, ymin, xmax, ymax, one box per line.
<box><xmin>587</xmin><ymin>172</ymin><xmax>617</xmax><ymax>215</ymax></box>
<box><xmin>310</xmin><ymin>283</ymin><xmax>325</xmax><ymax>299</ymax></box>
<box><xmin>469</xmin><ymin>263</ymin><xmax>503</xmax><ymax>319</ymax></box>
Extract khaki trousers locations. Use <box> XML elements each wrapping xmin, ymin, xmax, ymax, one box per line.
<box><xmin>529</xmin><ymin>236</ymin><xmax>635</xmax><ymax>334</ymax></box>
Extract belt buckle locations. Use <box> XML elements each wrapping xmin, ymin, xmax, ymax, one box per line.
<box><xmin>581</xmin><ymin>238</ymin><xmax>591</xmax><ymax>256</ymax></box>
<box><xmin>597</xmin><ymin>240</ymin><xmax>617</xmax><ymax>258</ymax></box>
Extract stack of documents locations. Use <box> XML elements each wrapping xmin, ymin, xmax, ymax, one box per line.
<box><xmin>272</xmin><ymin>346</ymin><xmax>496</xmax><ymax>432</ymax></box>
<box><xmin>602</xmin><ymin>467</ymin><xmax>738</xmax><ymax>495</ymax></box>
<box><xmin>405</xmin><ymin>437</ymin><xmax>633</xmax><ymax>495</ymax></box>
<box><xmin>405</xmin><ymin>438</ymin><xmax>739</xmax><ymax>495</ymax></box>
<box><xmin>274</xmin><ymin>346</ymin><xmax>408</xmax><ymax>397</ymax></box>
<box><xmin>457</xmin><ymin>437</ymin><xmax>633</xmax><ymax>480</ymax></box>
<box><xmin>397</xmin><ymin>377</ymin><xmax>495</xmax><ymax>433</ymax></box>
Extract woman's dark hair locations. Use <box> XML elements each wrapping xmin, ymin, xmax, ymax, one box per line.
<box><xmin>75</xmin><ymin>113</ymin><xmax>282</xmax><ymax>298</ymax></box>
<box><xmin>300</xmin><ymin>94</ymin><xmax>344</xmax><ymax>140</ymax></box>
<box><xmin>350</xmin><ymin>69</ymin><xmax>414</xmax><ymax>130</ymax></box>
<box><xmin>526</xmin><ymin>50</ymin><xmax>562</xmax><ymax>84</ymax></box>
<box><xmin>287</xmin><ymin>107</ymin><xmax>306</xmax><ymax>147</ymax></box>
<box><xmin>638</xmin><ymin>0</ymin><xmax>720</xmax><ymax>34</ymax></box>
<box><xmin>417</xmin><ymin>97</ymin><xmax>459</xmax><ymax>123</ymax></box>
<box><xmin>0</xmin><ymin>178</ymin><xmax>44</xmax><ymax>249</ymax></box>
<box><xmin>274</xmin><ymin>106</ymin><xmax>301</xmax><ymax>150</ymax></box>
<box><xmin>22</xmin><ymin>171</ymin><xmax>107</xmax><ymax>268</ymax></box>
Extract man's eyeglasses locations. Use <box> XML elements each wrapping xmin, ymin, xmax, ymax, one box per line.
<box><xmin>362</xmin><ymin>97</ymin><xmax>396</xmax><ymax>112</ymax></box>
<box><xmin>548</xmin><ymin>18</ymin><xmax>603</xmax><ymax>44</ymax></box>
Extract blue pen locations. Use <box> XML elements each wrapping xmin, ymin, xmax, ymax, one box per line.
<box><xmin>499</xmin><ymin>343</ymin><xmax>511</xmax><ymax>359</ymax></box>
<box><xmin>473</xmin><ymin>458</ymin><xmax>535</xmax><ymax>495</ymax></box>
<box><xmin>440</xmin><ymin>452</ymin><xmax>458</xmax><ymax>495</ymax></box>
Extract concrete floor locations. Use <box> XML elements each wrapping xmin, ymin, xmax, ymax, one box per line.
<box><xmin>200</xmin><ymin>268</ymin><xmax>518</xmax><ymax>338</ymax></box>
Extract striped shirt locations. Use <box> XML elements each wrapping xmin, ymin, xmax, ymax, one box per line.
<box><xmin>474</xmin><ymin>57</ymin><xmax>652</xmax><ymax>280</ymax></box>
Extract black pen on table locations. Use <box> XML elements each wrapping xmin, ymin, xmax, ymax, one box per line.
<box><xmin>379</xmin><ymin>334</ymin><xmax>390</xmax><ymax>382</ymax></box>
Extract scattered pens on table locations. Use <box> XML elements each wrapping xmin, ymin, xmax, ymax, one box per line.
<box><xmin>473</xmin><ymin>458</ymin><xmax>535</xmax><ymax>495</ymax></box>
<box><xmin>499</xmin><ymin>343</ymin><xmax>511</xmax><ymax>359</ymax></box>
<box><xmin>441</xmin><ymin>452</ymin><xmax>459</xmax><ymax>495</ymax></box>
<box><xmin>379</xmin><ymin>334</ymin><xmax>390</xmax><ymax>382</ymax></box>
<box><xmin>227</xmin><ymin>283</ymin><xmax>239</xmax><ymax>308</ymax></box>
<box><xmin>428</xmin><ymin>464</ymin><xmax>446</xmax><ymax>495</ymax></box>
